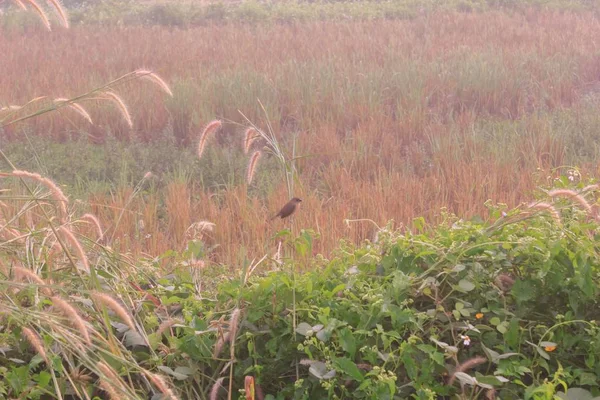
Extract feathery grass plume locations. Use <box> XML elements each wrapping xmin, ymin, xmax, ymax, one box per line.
<box><xmin>46</xmin><ymin>0</ymin><xmax>69</xmax><ymax>28</ymax></box>
<box><xmin>213</xmin><ymin>332</ymin><xmax>229</xmax><ymax>359</ymax></box>
<box><xmin>157</xmin><ymin>319</ymin><xmax>180</xmax><ymax>336</ymax></box>
<box><xmin>102</xmin><ymin>91</ymin><xmax>133</xmax><ymax>128</ymax></box>
<box><xmin>54</xmin><ymin>98</ymin><xmax>92</xmax><ymax>124</ymax></box>
<box><xmin>58</xmin><ymin>226</ymin><xmax>90</xmax><ymax>273</ymax></box>
<box><xmin>81</xmin><ymin>213</ymin><xmax>103</xmax><ymax>240</ymax></box>
<box><xmin>143</xmin><ymin>171</ymin><xmax>153</xmax><ymax>180</ymax></box>
<box><xmin>12</xmin><ymin>0</ymin><xmax>28</xmax><ymax>10</ymax></box>
<box><xmin>527</xmin><ymin>202</ymin><xmax>562</xmax><ymax>226</ymax></box>
<box><xmin>96</xmin><ymin>361</ymin><xmax>125</xmax><ymax>399</ymax></box>
<box><xmin>227</xmin><ymin>308</ymin><xmax>241</xmax><ymax>344</ymax></box>
<box><xmin>91</xmin><ymin>292</ymin><xmax>136</xmax><ymax>331</ymax></box>
<box><xmin>209</xmin><ymin>377</ymin><xmax>225</xmax><ymax>400</ymax></box>
<box><xmin>96</xmin><ymin>361</ymin><xmax>120</xmax><ymax>381</ymax></box>
<box><xmin>185</xmin><ymin>220</ymin><xmax>215</xmax><ymax>240</ymax></box>
<box><xmin>143</xmin><ymin>370</ymin><xmax>178</xmax><ymax>400</ymax></box>
<box><xmin>22</xmin><ymin>327</ymin><xmax>48</xmax><ymax>362</ymax></box>
<box><xmin>1</xmin><ymin>226</ymin><xmax>24</xmax><ymax>243</ymax></box>
<box><xmin>449</xmin><ymin>356</ymin><xmax>486</xmax><ymax>385</ymax></box>
<box><xmin>196</xmin><ymin>220</ymin><xmax>215</xmax><ymax>233</ymax></box>
<box><xmin>12</xmin><ymin>170</ymin><xmax>68</xmax><ymax>220</ymax></box>
<box><xmin>246</xmin><ymin>151</ymin><xmax>262</xmax><ymax>184</ymax></box>
<box><xmin>135</xmin><ymin>69</ymin><xmax>173</xmax><ymax>97</ymax></box>
<box><xmin>99</xmin><ymin>381</ymin><xmax>121</xmax><ymax>400</ymax></box>
<box><xmin>243</xmin><ymin>127</ymin><xmax>260</xmax><ymax>154</ymax></box>
<box><xmin>24</xmin><ymin>0</ymin><xmax>50</xmax><ymax>30</ymax></box>
<box><xmin>197</xmin><ymin>120</ymin><xmax>222</xmax><ymax>159</ymax></box>
<box><xmin>51</xmin><ymin>296</ymin><xmax>91</xmax><ymax>345</ymax></box>
<box><xmin>547</xmin><ymin>189</ymin><xmax>593</xmax><ymax>216</ymax></box>
<box><xmin>582</xmin><ymin>184</ymin><xmax>599</xmax><ymax>192</ymax></box>
<box><xmin>13</xmin><ymin>266</ymin><xmax>52</xmax><ymax>296</ymax></box>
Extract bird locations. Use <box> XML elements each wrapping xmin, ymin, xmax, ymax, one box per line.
<box><xmin>271</xmin><ymin>197</ymin><xmax>302</xmax><ymax>220</ymax></box>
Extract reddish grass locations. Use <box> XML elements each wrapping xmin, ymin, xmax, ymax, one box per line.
<box><xmin>3</xmin><ymin>11</ymin><xmax>600</xmax><ymax>264</ymax></box>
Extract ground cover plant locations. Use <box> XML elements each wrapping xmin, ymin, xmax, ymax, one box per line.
<box><xmin>1</xmin><ymin>2</ymin><xmax>600</xmax><ymax>399</ymax></box>
<box><xmin>1</xmin><ymin>167</ymin><xmax>600</xmax><ymax>399</ymax></box>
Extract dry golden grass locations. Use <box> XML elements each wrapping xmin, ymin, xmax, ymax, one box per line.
<box><xmin>246</xmin><ymin>150</ymin><xmax>262</xmax><ymax>184</ymax></box>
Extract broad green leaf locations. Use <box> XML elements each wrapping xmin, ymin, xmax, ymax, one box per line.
<box><xmin>477</xmin><ymin>375</ymin><xmax>504</xmax><ymax>387</ymax></box>
<box><xmin>339</xmin><ymin>328</ymin><xmax>356</xmax><ymax>358</ymax></box>
<box><xmin>308</xmin><ymin>361</ymin><xmax>329</xmax><ymax>379</ymax></box>
<box><xmin>458</xmin><ymin>279</ymin><xmax>475</xmax><ymax>292</ymax></box>
<box><xmin>452</xmin><ymin>264</ymin><xmax>466</xmax><ymax>273</ymax></box>
<box><xmin>536</xmin><ymin>347</ymin><xmax>550</xmax><ymax>360</ymax></box>
<box><xmin>453</xmin><ymin>372</ymin><xmax>476</xmax><ymax>386</ymax></box>
<box><xmin>556</xmin><ymin>388</ymin><xmax>598</xmax><ymax>400</ymax></box>
<box><xmin>34</xmin><ymin>371</ymin><xmax>51</xmax><ymax>388</ymax></box>
<box><xmin>296</xmin><ymin>322</ymin><xmax>312</xmax><ymax>336</ymax></box>
<box><xmin>334</xmin><ymin>357</ymin><xmax>363</xmax><ymax>382</ymax></box>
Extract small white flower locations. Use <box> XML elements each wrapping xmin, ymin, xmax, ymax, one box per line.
<box><xmin>460</xmin><ymin>335</ymin><xmax>471</xmax><ymax>346</ymax></box>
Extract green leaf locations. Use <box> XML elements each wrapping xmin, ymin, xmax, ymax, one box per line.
<box><xmin>34</xmin><ymin>371</ymin><xmax>51</xmax><ymax>388</ymax></box>
<box><xmin>497</xmin><ymin>321</ymin><xmax>508</xmax><ymax>334</ymax></box>
<box><xmin>458</xmin><ymin>279</ymin><xmax>475</xmax><ymax>292</ymax></box>
<box><xmin>453</xmin><ymin>372</ymin><xmax>476</xmax><ymax>386</ymax></box>
<box><xmin>476</xmin><ymin>375</ymin><xmax>503</xmax><ymax>387</ymax></box>
<box><xmin>124</xmin><ymin>331</ymin><xmax>147</xmax><ymax>348</ymax></box>
<box><xmin>157</xmin><ymin>366</ymin><xmax>189</xmax><ymax>380</ymax></box>
<box><xmin>536</xmin><ymin>347</ymin><xmax>550</xmax><ymax>360</ymax></box>
<box><xmin>452</xmin><ymin>264</ymin><xmax>466</xmax><ymax>273</ymax></box>
<box><xmin>308</xmin><ymin>361</ymin><xmax>327</xmax><ymax>379</ymax></box>
<box><xmin>556</xmin><ymin>388</ymin><xmax>598</xmax><ymax>400</ymax></box>
<box><xmin>512</xmin><ymin>279</ymin><xmax>536</xmax><ymax>304</ymax></box>
<box><xmin>296</xmin><ymin>322</ymin><xmax>312</xmax><ymax>336</ymax></box>
<box><xmin>578</xmin><ymin>372</ymin><xmax>598</xmax><ymax>386</ymax></box>
<box><xmin>334</xmin><ymin>357</ymin><xmax>363</xmax><ymax>382</ymax></box>
<box><xmin>338</xmin><ymin>328</ymin><xmax>356</xmax><ymax>358</ymax></box>
<box><xmin>328</xmin><ymin>283</ymin><xmax>346</xmax><ymax>298</ymax></box>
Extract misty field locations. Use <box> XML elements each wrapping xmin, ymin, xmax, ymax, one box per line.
<box><xmin>2</xmin><ymin>2</ymin><xmax>600</xmax><ymax>399</ymax></box>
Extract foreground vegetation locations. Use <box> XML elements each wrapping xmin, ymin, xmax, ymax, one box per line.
<box><xmin>1</xmin><ymin>173</ymin><xmax>599</xmax><ymax>399</ymax></box>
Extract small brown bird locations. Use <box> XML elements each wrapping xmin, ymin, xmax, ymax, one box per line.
<box><xmin>271</xmin><ymin>197</ymin><xmax>302</xmax><ymax>220</ymax></box>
